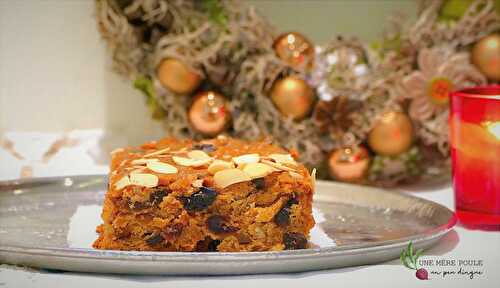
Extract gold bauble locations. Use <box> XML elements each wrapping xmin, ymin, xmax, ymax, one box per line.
<box><xmin>472</xmin><ymin>34</ymin><xmax>500</xmax><ymax>81</ymax></box>
<box><xmin>368</xmin><ymin>111</ymin><xmax>414</xmax><ymax>156</ymax></box>
<box><xmin>273</xmin><ymin>32</ymin><xmax>314</xmax><ymax>70</ymax></box>
<box><xmin>188</xmin><ymin>91</ymin><xmax>230</xmax><ymax>136</ymax></box>
<box><xmin>328</xmin><ymin>146</ymin><xmax>370</xmax><ymax>183</ymax></box>
<box><xmin>270</xmin><ymin>76</ymin><xmax>314</xmax><ymax>120</ymax></box>
<box><xmin>157</xmin><ymin>58</ymin><xmax>201</xmax><ymax>94</ymax></box>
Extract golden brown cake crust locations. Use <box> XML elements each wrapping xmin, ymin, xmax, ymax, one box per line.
<box><xmin>93</xmin><ymin>136</ymin><xmax>315</xmax><ymax>252</ymax></box>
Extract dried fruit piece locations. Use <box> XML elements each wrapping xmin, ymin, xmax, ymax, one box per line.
<box><xmin>283</xmin><ymin>232</ymin><xmax>307</xmax><ymax>250</ymax></box>
<box><xmin>149</xmin><ymin>188</ymin><xmax>169</xmax><ymax>205</ymax></box>
<box><xmin>214</xmin><ymin>168</ymin><xmax>251</xmax><ymax>188</ymax></box>
<box><xmin>180</xmin><ymin>187</ymin><xmax>217</xmax><ymax>212</ymax></box>
<box><xmin>207</xmin><ymin>239</ymin><xmax>221</xmax><ymax>252</ymax></box>
<box><xmin>232</xmin><ymin>154</ymin><xmax>260</xmax><ymax>165</ymax></box>
<box><xmin>187</xmin><ymin>150</ymin><xmax>211</xmax><ymax>160</ymax></box>
<box><xmin>207</xmin><ymin>215</ymin><xmax>238</xmax><ymax>234</ymax></box>
<box><xmin>114</xmin><ymin>175</ymin><xmax>131</xmax><ymax>190</ymax></box>
<box><xmin>172</xmin><ymin>156</ymin><xmax>212</xmax><ymax>167</ymax></box>
<box><xmin>251</xmin><ymin>178</ymin><xmax>265</xmax><ymax>190</ymax></box>
<box><xmin>145</xmin><ymin>233</ymin><xmax>164</xmax><ymax>246</ymax></box>
<box><xmin>274</xmin><ymin>198</ymin><xmax>299</xmax><ymax>227</ymax></box>
<box><xmin>147</xmin><ymin>161</ymin><xmax>178</xmax><ymax>174</ymax></box>
<box><xmin>242</xmin><ymin>162</ymin><xmax>274</xmax><ymax>179</ymax></box>
<box><xmin>208</xmin><ymin>159</ymin><xmax>234</xmax><ymax>174</ymax></box>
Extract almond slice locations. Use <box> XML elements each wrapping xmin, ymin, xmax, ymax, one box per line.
<box><xmin>192</xmin><ymin>179</ymin><xmax>204</xmax><ymax>188</ymax></box>
<box><xmin>172</xmin><ymin>156</ymin><xmax>212</xmax><ymax>167</ymax></box>
<box><xmin>114</xmin><ymin>175</ymin><xmax>131</xmax><ymax>190</ymax></box>
<box><xmin>288</xmin><ymin>171</ymin><xmax>304</xmax><ymax>179</ymax></box>
<box><xmin>208</xmin><ymin>159</ymin><xmax>234</xmax><ymax>174</ymax></box>
<box><xmin>214</xmin><ymin>168</ymin><xmax>251</xmax><ymax>188</ymax></box>
<box><xmin>311</xmin><ymin>168</ymin><xmax>317</xmax><ymax>188</ymax></box>
<box><xmin>268</xmin><ymin>153</ymin><xmax>297</xmax><ymax>165</ymax></box>
<box><xmin>242</xmin><ymin>163</ymin><xmax>274</xmax><ymax>179</ymax></box>
<box><xmin>129</xmin><ymin>173</ymin><xmax>159</xmax><ymax>188</ymax></box>
<box><xmin>147</xmin><ymin>161</ymin><xmax>178</xmax><ymax>174</ymax></box>
<box><xmin>143</xmin><ymin>147</ymin><xmax>170</xmax><ymax>158</ymax></box>
<box><xmin>131</xmin><ymin>158</ymin><xmax>160</xmax><ymax>165</ymax></box>
<box><xmin>187</xmin><ymin>150</ymin><xmax>211</xmax><ymax>159</ymax></box>
<box><xmin>232</xmin><ymin>153</ymin><xmax>260</xmax><ymax>165</ymax></box>
<box><xmin>261</xmin><ymin>159</ymin><xmax>296</xmax><ymax>172</ymax></box>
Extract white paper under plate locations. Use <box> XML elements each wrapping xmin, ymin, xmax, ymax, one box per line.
<box><xmin>0</xmin><ymin>175</ymin><xmax>456</xmax><ymax>275</ymax></box>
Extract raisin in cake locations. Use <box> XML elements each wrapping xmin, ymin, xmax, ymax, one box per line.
<box><xmin>93</xmin><ymin>136</ymin><xmax>315</xmax><ymax>252</ymax></box>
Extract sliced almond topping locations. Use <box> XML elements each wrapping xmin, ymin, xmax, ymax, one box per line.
<box><xmin>192</xmin><ymin>179</ymin><xmax>204</xmax><ymax>188</ymax></box>
<box><xmin>110</xmin><ymin>148</ymin><xmax>124</xmax><ymax>155</ymax></box>
<box><xmin>114</xmin><ymin>175</ymin><xmax>131</xmax><ymax>190</ymax></box>
<box><xmin>261</xmin><ymin>159</ymin><xmax>296</xmax><ymax>172</ymax></box>
<box><xmin>242</xmin><ymin>163</ymin><xmax>274</xmax><ymax>179</ymax></box>
<box><xmin>232</xmin><ymin>153</ymin><xmax>260</xmax><ymax>165</ymax></box>
<box><xmin>311</xmin><ymin>168</ymin><xmax>317</xmax><ymax>188</ymax></box>
<box><xmin>129</xmin><ymin>173</ymin><xmax>159</xmax><ymax>188</ymax></box>
<box><xmin>172</xmin><ymin>156</ymin><xmax>212</xmax><ymax>167</ymax></box>
<box><xmin>147</xmin><ymin>161</ymin><xmax>178</xmax><ymax>174</ymax></box>
<box><xmin>288</xmin><ymin>171</ymin><xmax>304</xmax><ymax>179</ymax></box>
<box><xmin>208</xmin><ymin>159</ymin><xmax>234</xmax><ymax>174</ymax></box>
<box><xmin>268</xmin><ymin>153</ymin><xmax>297</xmax><ymax>166</ymax></box>
<box><xmin>187</xmin><ymin>150</ymin><xmax>211</xmax><ymax>159</ymax></box>
<box><xmin>143</xmin><ymin>147</ymin><xmax>170</xmax><ymax>158</ymax></box>
<box><xmin>129</xmin><ymin>168</ymin><xmax>145</xmax><ymax>174</ymax></box>
<box><xmin>131</xmin><ymin>158</ymin><xmax>160</xmax><ymax>165</ymax></box>
<box><xmin>214</xmin><ymin>168</ymin><xmax>251</xmax><ymax>188</ymax></box>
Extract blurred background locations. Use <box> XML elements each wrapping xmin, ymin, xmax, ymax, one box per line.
<box><xmin>0</xmin><ymin>0</ymin><xmax>416</xmax><ymax>145</ymax></box>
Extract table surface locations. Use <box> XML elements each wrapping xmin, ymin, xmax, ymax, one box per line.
<box><xmin>1</xmin><ymin>131</ymin><xmax>499</xmax><ymax>288</ymax></box>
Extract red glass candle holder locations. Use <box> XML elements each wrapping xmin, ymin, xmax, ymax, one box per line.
<box><xmin>449</xmin><ymin>85</ymin><xmax>500</xmax><ymax>230</ymax></box>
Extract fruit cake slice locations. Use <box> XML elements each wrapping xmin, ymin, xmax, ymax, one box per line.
<box><xmin>93</xmin><ymin>136</ymin><xmax>315</xmax><ymax>252</ymax></box>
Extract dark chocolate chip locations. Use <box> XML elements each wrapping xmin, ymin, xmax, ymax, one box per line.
<box><xmin>283</xmin><ymin>232</ymin><xmax>307</xmax><ymax>250</ymax></box>
<box><xmin>207</xmin><ymin>215</ymin><xmax>238</xmax><ymax>234</ymax></box>
<box><xmin>180</xmin><ymin>187</ymin><xmax>217</xmax><ymax>212</ymax></box>
<box><xmin>149</xmin><ymin>188</ymin><xmax>169</xmax><ymax>206</ymax></box>
<box><xmin>207</xmin><ymin>239</ymin><xmax>221</xmax><ymax>252</ymax></box>
<box><xmin>192</xmin><ymin>143</ymin><xmax>217</xmax><ymax>153</ymax></box>
<box><xmin>251</xmin><ymin>178</ymin><xmax>265</xmax><ymax>190</ymax></box>
<box><xmin>145</xmin><ymin>233</ymin><xmax>164</xmax><ymax>246</ymax></box>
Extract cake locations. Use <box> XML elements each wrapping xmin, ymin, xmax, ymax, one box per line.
<box><xmin>93</xmin><ymin>136</ymin><xmax>315</xmax><ymax>252</ymax></box>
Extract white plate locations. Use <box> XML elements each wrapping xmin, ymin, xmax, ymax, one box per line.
<box><xmin>0</xmin><ymin>175</ymin><xmax>456</xmax><ymax>275</ymax></box>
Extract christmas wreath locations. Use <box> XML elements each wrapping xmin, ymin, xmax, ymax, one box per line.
<box><xmin>95</xmin><ymin>0</ymin><xmax>500</xmax><ymax>186</ymax></box>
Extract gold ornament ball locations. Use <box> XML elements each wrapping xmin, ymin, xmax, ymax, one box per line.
<box><xmin>270</xmin><ymin>76</ymin><xmax>314</xmax><ymax>120</ymax></box>
<box><xmin>157</xmin><ymin>58</ymin><xmax>201</xmax><ymax>94</ymax></box>
<box><xmin>328</xmin><ymin>146</ymin><xmax>370</xmax><ymax>183</ymax></box>
<box><xmin>368</xmin><ymin>111</ymin><xmax>414</xmax><ymax>156</ymax></box>
<box><xmin>273</xmin><ymin>32</ymin><xmax>314</xmax><ymax>70</ymax></box>
<box><xmin>188</xmin><ymin>91</ymin><xmax>230</xmax><ymax>136</ymax></box>
<box><xmin>472</xmin><ymin>34</ymin><xmax>500</xmax><ymax>81</ymax></box>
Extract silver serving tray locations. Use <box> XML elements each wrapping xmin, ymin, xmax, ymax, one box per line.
<box><xmin>0</xmin><ymin>175</ymin><xmax>456</xmax><ymax>275</ymax></box>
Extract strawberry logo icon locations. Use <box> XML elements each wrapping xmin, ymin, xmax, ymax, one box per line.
<box><xmin>400</xmin><ymin>241</ymin><xmax>428</xmax><ymax>280</ymax></box>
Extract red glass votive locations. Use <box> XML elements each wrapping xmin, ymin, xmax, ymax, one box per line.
<box><xmin>449</xmin><ymin>85</ymin><xmax>500</xmax><ymax>230</ymax></box>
